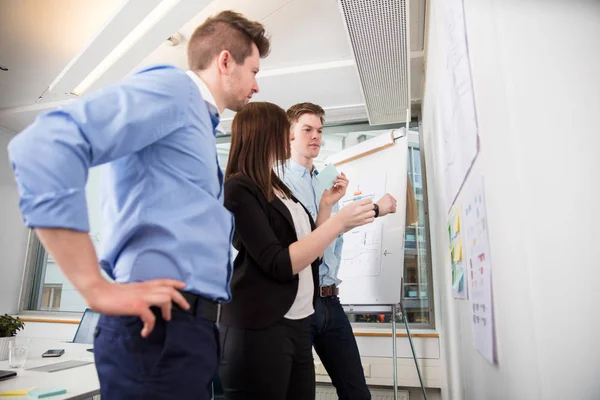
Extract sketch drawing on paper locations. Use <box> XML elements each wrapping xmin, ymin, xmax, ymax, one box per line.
<box><xmin>439</xmin><ymin>0</ymin><xmax>480</xmax><ymax>211</ymax></box>
<box><xmin>340</xmin><ymin>223</ymin><xmax>383</xmax><ymax>278</ymax></box>
<box><xmin>338</xmin><ymin>174</ymin><xmax>386</xmax><ymax>279</ymax></box>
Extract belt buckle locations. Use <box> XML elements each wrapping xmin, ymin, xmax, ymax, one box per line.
<box><xmin>320</xmin><ymin>285</ymin><xmax>335</xmax><ymax>297</ymax></box>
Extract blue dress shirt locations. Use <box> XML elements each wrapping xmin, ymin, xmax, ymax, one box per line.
<box><xmin>280</xmin><ymin>159</ymin><xmax>343</xmax><ymax>286</ymax></box>
<box><xmin>8</xmin><ymin>64</ymin><xmax>233</xmax><ymax>302</ymax></box>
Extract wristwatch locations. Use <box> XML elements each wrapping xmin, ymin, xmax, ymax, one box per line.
<box><xmin>373</xmin><ymin>203</ymin><xmax>380</xmax><ymax>218</ymax></box>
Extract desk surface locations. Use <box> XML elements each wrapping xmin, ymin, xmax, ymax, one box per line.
<box><xmin>0</xmin><ymin>338</ymin><xmax>99</xmax><ymax>400</ymax></box>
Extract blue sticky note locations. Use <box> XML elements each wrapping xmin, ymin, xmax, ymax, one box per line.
<box><xmin>316</xmin><ymin>163</ymin><xmax>339</xmax><ymax>191</ymax></box>
<box><xmin>28</xmin><ymin>388</ymin><xmax>67</xmax><ymax>398</ymax></box>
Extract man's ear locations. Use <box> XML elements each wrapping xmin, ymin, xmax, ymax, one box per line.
<box><xmin>217</xmin><ymin>50</ymin><xmax>232</xmax><ymax>75</ymax></box>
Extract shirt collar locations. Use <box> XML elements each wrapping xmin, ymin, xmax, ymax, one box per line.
<box><xmin>286</xmin><ymin>159</ymin><xmax>318</xmax><ymax>178</ymax></box>
<box><xmin>186</xmin><ymin>70</ymin><xmax>219</xmax><ymax>111</ymax></box>
<box><xmin>186</xmin><ymin>70</ymin><xmax>225</xmax><ymax>135</ymax></box>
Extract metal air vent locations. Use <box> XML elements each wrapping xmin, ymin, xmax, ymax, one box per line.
<box><xmin>338</xmin><ymin>0</ymin><xmax>410</xmax><ymax>125</ymax></box>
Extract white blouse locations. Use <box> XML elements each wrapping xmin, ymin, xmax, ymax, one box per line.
<box><xmin>279</xmin><ymin>196</ymin><xmax>315</xmax><ymax>320</ymax></box>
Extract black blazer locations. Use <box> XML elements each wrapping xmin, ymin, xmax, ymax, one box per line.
<box><xmin>221</xmin><ymin>174</ymin><xmax>320</xmax><ymax>329</ymax></box>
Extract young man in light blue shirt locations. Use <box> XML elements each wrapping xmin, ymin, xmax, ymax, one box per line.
<box><xmin>281</xmin><ymin>103</ymin><xmax>398</xmax><ymax>400</ymax></box>
<box><xmin>8</xmin><ymin>11</ymin><xmax>270</xmax><ymax>400</ymax></box>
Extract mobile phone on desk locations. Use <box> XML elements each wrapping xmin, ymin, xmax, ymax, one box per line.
<box><xmin>42</xmin><ymin>349</ymin><xmax>65</xmax><ymax>358</ymax></box>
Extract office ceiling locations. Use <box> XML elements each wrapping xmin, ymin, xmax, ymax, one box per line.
<box><xmin>0</xmin><ymin>0</ymin><xmax>426</xmax><ymax>134</ymax></box>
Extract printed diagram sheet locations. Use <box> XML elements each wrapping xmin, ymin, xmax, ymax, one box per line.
<box><xmin>463</xmin><ymin>175</ymin><xmax>496</xmax><ymax>364</ymax></box>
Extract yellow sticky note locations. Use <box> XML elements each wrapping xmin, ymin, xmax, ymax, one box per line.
<box><xmin>453</xmin><ymin>213</ymin><xmax>461</xmax><ymax>233</ymax></box>
<box><xmin>453</xmin><ymin>238</ymin><xmax>463</xmax><ymax>262</ymax></box>
<box><xmin>0</xmin><ymin>388</ymin><xmax>36</xmax><ymax>396</ymax></box>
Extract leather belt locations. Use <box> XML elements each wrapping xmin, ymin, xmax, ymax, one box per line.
<box><xmin>319</xmin><ymin>284</ymin><xmax>339</xmax><ymax>298</ymax></box>
<box><xmin>173</xmin><ymin>291</ymin><xmax>220</xmax><ymax>323</ymax></box>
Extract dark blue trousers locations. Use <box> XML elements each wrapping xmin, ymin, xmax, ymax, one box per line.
<box><xmin>94</xmin><ymin>308</ymin><xmax>219</xmax><ymax>399</ymax></box>
<box><xmin>312</xmin><ymin>296</ymin><xmax>371</xmax><ymax>400</ymax></box>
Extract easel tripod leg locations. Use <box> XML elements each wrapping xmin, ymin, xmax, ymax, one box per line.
<box><xmin>392</xmin><ymin>304</ymin><xmax>399</xmax><ymax>400</ymax></box>
<box><xmin>399</xmin><ymin>301</ymin><xmax>427</xmax><ymax>400</ymax></box>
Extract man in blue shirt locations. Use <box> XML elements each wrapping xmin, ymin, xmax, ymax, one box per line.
<box><xmin>281</xmin><ymin>103</ymin><xmax>398</xmax><ymax>400</ymax></box>
<box><xmin>8</xmin><ymin>11</ymin><xmax>270</xmax><ymax>400</ymax></box>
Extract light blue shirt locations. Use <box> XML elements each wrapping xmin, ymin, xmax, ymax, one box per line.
<box><xmin>280</xmin><ymin>159</ymin><xmax>343</xmax><ymax>286</ymax></box>
<box><xmin>8</xmin><ymin>64</ymin><xmax>234</xmax><ymax>302</ymax></box>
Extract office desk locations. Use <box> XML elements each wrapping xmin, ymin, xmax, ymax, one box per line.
<box><xmin>0</xmin><ymin>338</ymin><xmax>99</xmax><ymax>399</ymax></box>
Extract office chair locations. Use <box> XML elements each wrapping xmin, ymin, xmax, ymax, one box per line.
<box><xmin>73</xmin><ymin>308</ymin><xmax>100</xmax><ymax>345</ymax></box>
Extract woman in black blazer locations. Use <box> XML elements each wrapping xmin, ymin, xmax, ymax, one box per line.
<box><xmin>219</xmin><ymin>102</ymin><xmax>375</xmax><ymax>400</ymax></box>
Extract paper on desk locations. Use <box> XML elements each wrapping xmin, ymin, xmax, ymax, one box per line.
<box><xmin>0</xmin><ymin>387</ymin><xmax>35</xmax><ymax>396</ymax></box>
<box><xmin>316</xmin><ymin>163</ymin><xmax>339</xmax><ymax>191</ymax></box>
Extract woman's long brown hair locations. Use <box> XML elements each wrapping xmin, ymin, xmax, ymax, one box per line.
<box><xmin>225</xmin><ymin>102</ymin><xmax>292</xmax><ymax>202</ymax></box>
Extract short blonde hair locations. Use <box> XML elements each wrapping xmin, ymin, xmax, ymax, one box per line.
<box><xmin>188</xmin><ymin>10</ymin><xmax>270</xmax><ymax>70</ymax></box>
<box><xmin>286</xmin><ymin>102</ymin><xmax>325</xmax><ymax>126</ymax></box>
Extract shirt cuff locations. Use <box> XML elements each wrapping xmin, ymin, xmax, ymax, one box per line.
<box><xmin>19</xmin><ymin>188</ymin><xmax>90</xmax><ymax>232</ymax></box>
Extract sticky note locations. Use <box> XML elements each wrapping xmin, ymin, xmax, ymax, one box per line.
<box><xmin>0</xmin><ymin>387</ymin><xmax>35</xmax><ymax>396</ymax></box>
<box><xmin>316</xmin><ymin>163</ymin><xmax>339</xmax><ymax>191</ymax></box>
<box><xmin>452</xmin><ymin>269</ymin><xmax>464</xmax><ymax>291</ymax></box>
<box><xmin>28</xmin><ymin>388</ymin><xmax>67</xmax><ymax>398</ymax></box>
<box><xmin>454</xmin><ymin>213</ymin><xmax>461</xmax><ymax>232</ymax></box>
<box><xmin>453</xmin><ymin>238</ymin><xmax>463</xmax><ymax>262</ymax></box>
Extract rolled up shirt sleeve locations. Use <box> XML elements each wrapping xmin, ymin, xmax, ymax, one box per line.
<box><xmin>7</xmin><ymin>65</ymin><xmax>190</xmax><ymax>231</ymax></box>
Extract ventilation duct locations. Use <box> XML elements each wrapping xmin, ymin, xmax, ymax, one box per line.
<box><xmin>338</xmin><ymin>0</ymin><xmax>410</xmax><ymax>125</ymax></box>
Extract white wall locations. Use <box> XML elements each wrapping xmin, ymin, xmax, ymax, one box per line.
<box><xmin>423</xmin><ymin>1</ymin><xmax>600</xmax><ymax>399</ymax></box>
<box><xmin>0</xmin><ymin>128</ymin><xmax>29</xmax><ymax>314</ymax></box>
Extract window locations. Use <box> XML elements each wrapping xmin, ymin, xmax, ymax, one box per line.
<box><xmin>40</xmin><ymin>284</ymin><xmax>62</xmax><ymax>311</ymax></box>
<box><xmin>335</xmin><ymin>126</ymin><xmax>433</xmax><ymax>327</ymax></box>
<box><xmin>21</xmin><ymin>168</ymin><xmax>104</xmax><ymax>313</ymax></box>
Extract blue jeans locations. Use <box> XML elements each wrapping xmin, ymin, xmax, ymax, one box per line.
<box><xmin>94</xmin><ymin>308</ymin><xmax>218</xmax><ymax>399</ymax></box>
<box><xmin>311</xmin><ymin>296</ymin><xmax>371</xmax><ymax>400</ymax></box>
